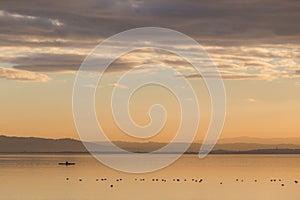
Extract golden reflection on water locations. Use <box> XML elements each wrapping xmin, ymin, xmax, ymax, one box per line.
<box><xmin>0</xmin><ymin>154</ymin><xmax>300</xmax><ymax>200</ymax></box>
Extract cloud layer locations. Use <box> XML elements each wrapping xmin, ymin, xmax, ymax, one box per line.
<box><xmin>0</xmin><ymin>0</ymin><xmax>299</xmax><ymax>81</ymax></box>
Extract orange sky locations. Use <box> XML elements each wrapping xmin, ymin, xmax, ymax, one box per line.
<box><xmin>0</xmin><ymin>1</ymin><xmax>299</xmax><ymax>142</ymax></box>
<box><xmin>0</xmin><ymin>71</ymin><xmax>299</xmax><ymax>142</ymax></box>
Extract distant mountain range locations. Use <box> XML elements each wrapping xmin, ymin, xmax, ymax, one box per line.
<box><xmin>1</xmin><ymin>135</ymin><xmax>300</xmax><ymax>154</ymax></box>
<box><xmin>218</xmin><ymin>136</ymin><xmax>300</xmax><ymax>145</ymax></box>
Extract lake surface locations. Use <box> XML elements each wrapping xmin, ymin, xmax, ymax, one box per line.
<box><xmin>0</xmin><ymin>154</ymin><xmax>300</xmax><ymax>200</ymax></box>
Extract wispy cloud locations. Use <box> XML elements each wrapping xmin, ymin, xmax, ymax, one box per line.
<box><xmin>183</xmin><ymin>70</ymin><xmax>273</xmax><ymax>81</ymax></box>
<box><xmin>0</xmin><ymin>10</ymin><xmax>63</xmax><ymax>26</ymax></box>
<box><xmin>245</xmin><ymin>98</ymin><xmax>258</xmax><ymax>103</ymax></box>
<box><xmin>99</xmin><ymin>83</ymin><xmax>128</xmax><ymax>89</ymax></box>
<box><xmin>0</xmin><ymin>67</ymin><xmax>51</xmax><ymax>82</ymax></box>
<box><xmin>84</xmin><ymin>83</ymin><xmax>128</xmax><ymax>89</ymax></box>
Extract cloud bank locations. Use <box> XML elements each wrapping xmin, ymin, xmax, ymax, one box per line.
<box><xmin>0</xmin><ymin>0</ymin><xmax>299</xmax><ymax>81</ymax></box>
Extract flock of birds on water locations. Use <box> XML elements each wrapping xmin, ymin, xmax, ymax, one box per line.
<box><xmin>64</xmin><ymin>177</ymin><xmax>299</xmax><ymax>188</ymax></box>
<box><xmin>60</xmin><ymin>161</ymin><xmax>299</xmax><ymax>188</ymax></box>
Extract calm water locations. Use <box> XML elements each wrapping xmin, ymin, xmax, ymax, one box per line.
<box><xmin>0</xmin><ymin>154</ymin><xmax>300</xmax><ymax>200</ymax></box>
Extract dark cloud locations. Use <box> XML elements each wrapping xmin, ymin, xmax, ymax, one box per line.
<box><xmin>0</xmin><ymin>0</ymin><xmax>299</xmax><ymax>48</ymax></box>
<box><xmin>6</xmin><ymin>48</ymin><xmax>213</xmax><ymax>73</ymax></box>
<box><xmin>11</xmin><ymin>54</ymin><xmax>85</xmax><ymax>72</ymax></box>
<box><xmin>10</xmin><ymin>53</ymin><xmax>142</xmax><ymax>73</ymax></box>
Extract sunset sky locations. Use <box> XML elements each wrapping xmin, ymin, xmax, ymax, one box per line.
<box><xmin>0</xmin><ymin>0</ymin><xmax>299</xmax><ymax>142</ymax></box>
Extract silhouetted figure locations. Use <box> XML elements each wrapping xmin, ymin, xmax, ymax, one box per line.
<box><xmin>59</xmin><ymin>161</ymin><xmax>75</xmax><ymax>166</ymax></box>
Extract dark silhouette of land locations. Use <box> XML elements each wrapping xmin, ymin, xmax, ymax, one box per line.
<box><xmin>1</xmin><ymin>135</ymin><xmax>300</xmax><ymax>154</ymax></box>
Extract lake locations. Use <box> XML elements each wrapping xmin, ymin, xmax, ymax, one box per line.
<box><xmin>0</xmin><ymin>154</ymin><xmax>299</xmax><ymax>200</ymax></box>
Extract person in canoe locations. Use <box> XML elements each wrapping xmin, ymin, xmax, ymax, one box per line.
<box><xmin>58</xmin><ymin>161</ymin><xmax>75</xmax><ymax>166</ymax></box>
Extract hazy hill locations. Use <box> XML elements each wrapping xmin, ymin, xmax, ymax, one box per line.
<box><xmin>1</xmin><ymin>135</ymin><xmax>300</xmax><ymax>153</ymax></box>
<box><xmin>218</xmin><ymin>137</ymin><xmax>300</xmax><ymax>145</ymax></box>
<box><xmin>0</xmin><ymin>135</ymin><xmax>88</xmax><ymax>153</ymax></box>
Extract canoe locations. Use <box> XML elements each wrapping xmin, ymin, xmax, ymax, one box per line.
<box><xmin>58</xmin><ymin>162</ymin><xmax>75</xmax><ymax>166</ymax></box>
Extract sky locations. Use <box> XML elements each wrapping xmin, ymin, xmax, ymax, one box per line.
<box><xmin>0</xmin><ymin>0</ymin><xmax>299</xmax><ymax>142</ymax></box>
